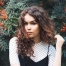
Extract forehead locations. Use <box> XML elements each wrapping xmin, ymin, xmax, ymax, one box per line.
<box><xmin>24</xmin><ymin>14</ymin><xmax>35</xmax><ymax>22</ymax></box>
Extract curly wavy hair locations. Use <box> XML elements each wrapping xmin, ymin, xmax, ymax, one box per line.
<box><xmin>15</xmin><ymin>6</ymin><xmax>55</xmax><ymax>57</ymax></box>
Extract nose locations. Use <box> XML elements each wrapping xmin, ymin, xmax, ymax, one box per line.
<box><xmin>27</xmin><ymin>24</ymin><xmax>31</xmax><ymax>30</ymax></box>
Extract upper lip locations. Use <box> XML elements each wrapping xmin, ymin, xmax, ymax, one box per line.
<box><xmin>27</xmin><ymin>32</ymin><xmax>32</xmax><ymax>33</ymax></box>
<box><xmin>27</xmin><ymin>32</ymin><xmax>33</xmax><ymax>33</ymax></box>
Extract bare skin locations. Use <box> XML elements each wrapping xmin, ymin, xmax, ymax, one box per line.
<box><xmin>53</xmin><ymin>34</ymin><xmax>65</xmax><ymax>66</ymax></box>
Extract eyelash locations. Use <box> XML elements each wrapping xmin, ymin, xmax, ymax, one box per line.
<box><xmin>31</xmin><ymin>23</ymin><xmax>36</xmax><ymax>25</ymax></box>
<box><xmin>24</xmin><ymin>22</ymin><xmax>37</xmax><ymax>25</ymax></box>
<box><xmin>24</xmin><ymin>23</ymin><xmax>27</xmax><ymax>25</ymax></box>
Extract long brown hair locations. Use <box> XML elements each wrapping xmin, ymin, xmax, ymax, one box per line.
<box><xmin>15</xmin><ymin>6</ymin><xmax>55</xmax><ymax>57</ymax></box>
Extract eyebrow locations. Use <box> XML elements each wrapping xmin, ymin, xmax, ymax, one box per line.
<box><xmin>24</xmin><ymin>20</ymin><xmax>36</xmax><ymax>23</ymax></box>
<box><xmin>30</xmin><ymin>20</ymin><xmax>36</xmax><ymax>22</ymax></box>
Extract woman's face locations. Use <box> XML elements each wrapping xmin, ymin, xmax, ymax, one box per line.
<box><xmin>24</xmin><ymin>14</ymin><xmax>40</xmax><ymax>39</ymax></box>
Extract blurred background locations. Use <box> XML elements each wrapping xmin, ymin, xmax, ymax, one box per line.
<box><xmin>0</xmin><ymin>0</ymin><xmax>66</xmax><ymax>66</ymax></box>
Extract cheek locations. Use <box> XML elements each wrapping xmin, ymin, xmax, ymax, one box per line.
<box><xmin>24</xmin><ymin>26</ymin><xmax>27</xmax><ymax>31</ymax></box>
<box><xmin>34</xmin><ymin>25</ymin><xmax>40</xmax><ymax>33</ymax></box>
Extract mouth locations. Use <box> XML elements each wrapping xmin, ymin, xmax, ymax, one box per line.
<box><xmin>27</xmin><ymin>32</ymin><xmax>33</xmax><ymax>35</ymax></box>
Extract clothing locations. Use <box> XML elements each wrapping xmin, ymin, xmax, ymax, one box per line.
<box><xmin>9</xmin><ymin>37</ymin><xmax>56</xmax><ymax>66</ymax></box>
<box><xmin>18</xmin><ymin>55</ymin><xmax>48</xmax><ymax>66</ymax></box>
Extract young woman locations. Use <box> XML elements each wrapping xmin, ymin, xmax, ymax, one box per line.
<box><xmin>9</xmin><ymin>6</ymin><xmax>65</xmax><ymax>66</ymax></box>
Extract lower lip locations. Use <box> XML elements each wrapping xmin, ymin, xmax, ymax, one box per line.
<box><xmin>27</xmin><ymin>33</ymin><xmax>32</xmax><ymax>34</ymax></box>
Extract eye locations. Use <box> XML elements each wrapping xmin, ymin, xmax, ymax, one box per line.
<box><xmin>31</xmin><ymin>20</ymin><xmax>37</xmax><ymax>25</ymax></box>
<box><xmin>31</xmin><ymin>22</ymin><xmax>37</xmax><ymax>25</ymax></box>
<box><xmin>23</xmin><ymin>22</ymin><xmax>28</xmax><ymax>25</ymax></box>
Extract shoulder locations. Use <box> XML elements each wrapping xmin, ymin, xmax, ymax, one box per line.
<box><xmin>9</xmin><ymin>37</ymin><xmax>18</xmax><ymax>43</ymax></box>
<box><xmin>49</xmin><ymin>45</ymin><xmax>55</xmax><ymax>50</ymax></box>
<box><xmin>9</xmin><ymin>37</ymin><xmax>18</xmax><ymax>48</ymax></box>
<box><xmin>49</xmin><ymin>45</ymin><xmax>56</xmax><ymax>55</ymax></box>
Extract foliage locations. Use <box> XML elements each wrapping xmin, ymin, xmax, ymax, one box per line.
<box><xmin>0</xmin><ymin>0</ymin><xmax>66</xmax><ymax>66</ymax></box>
<box><xmin>0</xmin><ymin>0</ymin><xmax>66</xmax><ymax>52</ymax></box>
<box><xmin>0</xmin><ymin>0</ymin><xmax>9</xmax><ymax>51</ymax></box>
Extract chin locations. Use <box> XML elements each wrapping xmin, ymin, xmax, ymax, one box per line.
<box><xmin>28</xmin><ymin>36</ymin><xmax>34</xmax><ymax>38</ymax></box>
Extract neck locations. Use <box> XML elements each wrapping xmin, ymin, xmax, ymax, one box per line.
<box><xmin>33</xmin><ymin>35</ymin><xmax>41</xmax><ymax>44</ymax></box>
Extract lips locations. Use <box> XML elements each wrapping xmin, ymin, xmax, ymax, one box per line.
<box><xmin>27</xmin><ymin>32</ymin><xmax>32</xmax><ymax>34</ymax></box>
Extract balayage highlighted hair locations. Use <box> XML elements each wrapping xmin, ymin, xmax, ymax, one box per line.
<box><xmin>15</xmin><ymin>6</ymin><xmax>55</xmax><ymax>57</ymax></box>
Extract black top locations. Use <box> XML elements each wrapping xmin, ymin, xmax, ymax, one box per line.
<box><xmin>18</xmin><ymin>55</ymin><xmax>48</xmax><ymax>66</ymax></box>
<box><xmin>18</xmin><ymin>45</ymin><xmax>50</xmax><ymax>66</ymax></box>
